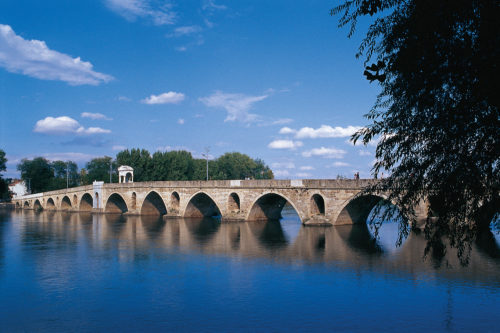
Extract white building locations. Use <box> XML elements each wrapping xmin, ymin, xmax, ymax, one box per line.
<box><xmin>8</xmin><ymin>179</ymin><xmax>27</xmax><ymax>198</ymax></box>
<box><xmin>118</xmin><ymin>165</ymin><xmax>134</xmax><ymax>183</ymax></box>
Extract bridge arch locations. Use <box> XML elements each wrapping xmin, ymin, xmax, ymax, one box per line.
<box><xmin>73</xmin><ymin>194</ymin><xmax>78</xmax><ymax>206</ymax></box>
<box><xmin>105</xmin><ymin>193</ymin><xmax>128</xmax><ymax>214</ymax></box>
<box><xmin>228</xmin><ymin>192</ymin><xmax>240</xmax><ymax>213</ymax></box>
<box><xmin>334</xmin><ymin>194</ymin><xmax>388</xmax><ymax>225</ymax></box>
<box><xmin>61</xmin><ymin>196</ymin><xmax>72</xmax><ymax>211</ymax></box>
<box><xmin>23</xmin><ymin>201</ymin><xmax>29</xmax><ymax>208</ymax></box>
<box><xmin>46</xmin><ymin>198</ymin><xmax>56</xmax><ymax>210</ymax></box>
<box><xmin>310</xmin><ymin>193</ymin><xmax>325</xmax><ymax>216</ymax></box>
<box><xmin>33</xmin><ymin>199</ymin><xmax>42</xmax><ymax>211</ymax></box>
<box><xmin>246</xmin><ymin>192</ymin><xmax>303</xmax><ymax>222</ymax></box>
<box><xmin>15</xmin><ymin>202</ymin><xmax>21</xmax><ymax>208</ymax></box>
<box><xmin>171</xmin><ymin>191</ymin><xmax>180</xmax><ymax>212</ymax></box>
<box><xmin>183</xmin><ymin>191</ymin><xmax>221</xmax><ymax>218</ymax></box>
<box><xmin>79</xmin><ymin>193</ymin><xmax>93</xmax><ymax>211</ymax></box>
<box><xmin>140</xmin><ymin>191</ymin><xmax>167</xmax><ymax>216</ymax></box>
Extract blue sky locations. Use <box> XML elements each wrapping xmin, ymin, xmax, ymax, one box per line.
<box><xmin>0</xmin><ymin>0</ymin><xmax>381</xmax><ymax>179</ymax></box>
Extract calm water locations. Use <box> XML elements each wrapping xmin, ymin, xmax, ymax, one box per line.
<box><xmin>1</xmin><ymin>207</ymin><xmax>499</xmax><ymax>332</ymax></box>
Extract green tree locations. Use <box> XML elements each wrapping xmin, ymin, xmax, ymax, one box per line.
<box><xmin>50</xmin><ymin>161</ymin><xmax>79</xmax><ymax>190</ymax></box>
<box><xmin>0</xmin><ymin>149</ymin><xmax>9</xmax><ymax>200</ymax></box>
<box><xmin>116</xmin><ymin>148</ymin><xmax>152</xmax><ymax>181</ymax></box>
<box><xmin>331</xmin><ymin>1</ymin><xmax>499</xmax><ymax>257</ymax></box>
<box><xmin>17</xmin><ymin>157</ymin><xmax>54</xmax><ymax>193</ymax></box>
<box><xmin>86</xmin><ymin>157</ymin><xmax>117</xmax><ymax>183</ymax></box>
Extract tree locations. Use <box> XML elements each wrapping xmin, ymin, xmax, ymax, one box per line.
<box><xmin>50</xmin><ymin>160</ymin><xmax>79</xmax><ymax>189</ymax></box>
<box><xmin>331</xmin><ymin>1</ymin><xmax>499</xmax><ymax>258</ymax></box>
<box><xmin>17</xmin><ymin>157</ymin><xmax>54</xmax><ymax>193</ymax></box>
<box><xmin>116</xmin><ymin>148</ymin><xmax>152</xmax><ymax>181</ymax></box>
<box><xmin>86</xmin><ymin>157</ymin><xmax>117</xmax><ymax>183</ymax></box>
<box><xmin>0</xmin><ymin>149</ymin><xmax>9</xmax><ymax>200</ymax></box>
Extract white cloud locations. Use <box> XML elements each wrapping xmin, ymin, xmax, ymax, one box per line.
<box><xmin>299</xmin><ymin>166</ymin><xmax>314</xmax><ymax>171</ymax></box>
<box><xmin>168</xmin><ymin>25</ymin><xmax>202</xmax><ymax>37</ymax></box>
<box><xmin>118</xmin><ymin>96</ymin><xmax>131</xmax><ymax>102</ymax></box>
<box><xmin>200</xmin><ymin>91</ymin><xmax>267</xmax><ymax>123</ymax></box>
<box><xmin>105</xmin><ymin>0</ymin><xmax>176</xmax><ymax>25</ymax></box>
<box><xmin>142</xmin><ymin>91</ymin><xmax>185</xmax><ymax>105</ymax></box>
<box><xmin>0</xmin><ymin>24</ymin><xmax>113</xmax><ymax>86</ymax></box>
<box><xmin>295</xmin><ymin>172</ymin><xmax>312</xmax><ymax>178</ymax></box>
<box><xmin>202</xmin><ymin>0</ymin><xmax>227</xmax><ymax>11</ymax></box>
<box><xmin>359</xmin><ymin>150</ymin><xmax>371</xmax><ymax>156</ymax></box>
<box><xmin>112</xmin><ymin>145</ymin><xmax>127</xmax><ymax>151</ymax></box>
<box><xmin>177</xmin><ymin>118</ymin><xmax>185</xmax><ymax>125</ymax></box>
<box><xmin>268</xmin><ymin>140</ymin><xmax>303</xmax><ymax>150</ymax></box>
<box><xmin>279</xmin><ymin>126</ymin><xmax>296</xmax><ymax>135</ymax></box>
<box><xmin>175</xmin><ymin>46</ymin><xmax>187</xmax><ymax>52</ymax></box>
<box><xmin>34</xmin><ymin>116</ymin><xmax>111</xmax><ymax>135</ymax></box>
<box><xmin>302</xmin><ymin>147</ymin><xmax>346</xmax><ymax>159</ymax></box>
<box><xmin>332</xmin><ymin>161</ymin><xmax>350</xmax><ymax>167</ymax></box>
<box><xmin>273</xmin><ymin>169</ymin><xmax>290</xmax><ymax>178</ymax></box>
<box><xmin>81</xmin><ymin>112</ymin><xmax>112</xmax><ymax>120</ymax></box>
<box><xmin>157</xmin><ymin>145</ymin><xmax>193</xmax><ymax>153</ymax></box>
<box><xmin>295</xmin><ymin>125</ymin><xmax>362</xmax><ymax>139</ymax></box>
<box><xmin>271</xmin><ymin>162</ymin><xmax>295</xmax><ymax>169</ymax></box>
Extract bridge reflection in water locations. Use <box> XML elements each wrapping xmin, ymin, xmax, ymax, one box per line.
<box><xmin>11</xmin><ymin>207</ymin><xmax>500</xmax><ymax>285</ymax></box>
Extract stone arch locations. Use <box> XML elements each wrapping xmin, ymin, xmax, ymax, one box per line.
<box><xmin>23</xmin><ymin>201</ymin><xmax>29</xmax><ymax>208</ymax></box>
<box><xmin>95</xmin><ymin>192</ymin><xmax>100</xmax><ymax>209</ymax></box>
<box><xmin>334</xmin><ymin>194</ymin><xmax>387</xmax><ymax>225</ymax></box>
<box><xmin>79</xmin><ymin>193</ymin><xmax>93</xmax><ymax>211</ymax></box>
<box><xmin>141</xmin><ymin>191</ymin><xmax>167</xmax><ymax>216</ymax></box>
<box><xmin>105</xmin><ymin>193</ymin><xmax>128</xmax><ymax>214</ymax></box>
<box><xmin>46</xmin><ymin>198</ymin><xmax>56</xmax><ymax>210</ymax></box>
<box><xmin>61</xmin><ymin>196</ymin><xmax>72</xmax><ymax>211</ymax></box>
<box><xmin>171</xmin><ymin>191</ymin><xmax>180</xmax><ymax>212</ymax></box>
<box><xmin>73</xmin><ymin>194</ymin><xmax>78</xmax><ymax>206</ymax></box>
<box><xmin>228</xmin><ymin>192</ymin><xmax>240</xmax><ymax>213</ymax></box>
<box><xmin>33</xmin><ymin>199</ymin><xmax>42</xmax><ymax>211</ymax></box>
<box><xmin>131</xmin><ymin>192</ymin><xmax>137</xmax><ymax>210</ymax></box>
<box><xmin>16</xmin><ymin>202</ymin><xmax>21</xmax><ymax>208</ymax></box>
<box><xmin>126</xmin><ymin>172</ymin><xmax>133</xmax><ymax>182</ymax></box>
<box><xmin>184</xmin><ymin>192</ymin><xmax>221</xmax><ymax>218</ymax></box>
<box><xmin>246</xmin><ymin>192</ymin><xmax>302</xmax><ymax>222</ymax></box>
<box><xmin>310</xmin><ymin>193</ymin><xmax>325</xmax><ymax>216</ymax></box>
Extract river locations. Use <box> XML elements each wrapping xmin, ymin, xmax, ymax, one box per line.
<box><xmin>0</xmin><ymin>207</ymin><xmax>499</xmax><ymax>332</ymax></box>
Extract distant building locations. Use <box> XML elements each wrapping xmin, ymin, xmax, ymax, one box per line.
<box><xmin>8</xmin><ymin>179</ymin><xmax>27</xmax><ymax>198</ymax></box>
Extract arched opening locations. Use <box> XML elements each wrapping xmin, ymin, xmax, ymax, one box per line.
<box><xmin>23</xmin><ymin>201</ymin><xmax>29</xmax><ymax>208</ymax></box>
<box><xmin>171</xmin><ymin>192</ymin><xmax>180</xmax><ymax>212</ymax></box>
<box><xmin>105</xmin><ymin>193</ymin><xmax>128</xmax><ymax>214</ymax></box>
<box><xmin>73</xmin><ymin>194</ymin><xmax>78</xmax><ymax>206</ymax></box>
<box><xmin>336</xmin><ymin>195</ymin><xmax>406</xmax><ymax>253</ymax></box>
<box><xmin>79</xmin><ymin>193</ymin><xmax>93</xmax><ymax>211</ymax></box>
<box><xmin>16</xmin><ymin>202</ymin><xmax>21</xmax><ymax>208</ymax></box>
<box><xmin>125</xmin><ymin>172</ymin><xmax>133</xmax><ymax>182</ymax></box>
<box><xmin>95</xmin><ymin>192</ymin><xmax>99</xmax><ymax>208</ymax></box>
<box><xmin>335</xmin><ymin>195</ymin><xmax>386</xmax><ymax>225</ymax></box>
<box><xmin>247</xmin><ymin>193</ymin><xmax>293</xmax><ymax>221</ymax></box>
<box><xmin>141</xmin><ymin>191</ymin><xmax>167</xmax><ymax>216</ymax></box>
<box><xmin>46</xmin><ymin>198</ymin><xmax>56</xmax><ymax>210</ymax></box>
<box><xmin>131</xmin><ymin>192</ymin><xmax>137</xmax><ymax>210</ymax></box>
<box><xmin>33</xmin><ymin>199</ymin><xmax>42</xmax><ymax>211</ymax></box>
<box><xmin>228</xmin><ymin>193</ymin><xmax>240</xmax><ymax>213</ymax></box>
<box><xmin>310</xmin><ymin>194</ymin><xmax>325</xmax><ymax>216</ymax></box>
<box><xmin>184</xmin><ymin>192</ymin><xmax>221</xmax><ymax>218</ymax></box>
<box><xmin>61</xmin><ymin>196</ymin><xmax>72</xmax><ymax>211</ymax></box>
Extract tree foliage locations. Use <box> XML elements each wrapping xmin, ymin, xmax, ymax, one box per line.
<box><xmin>331</xmin><ymin>0</ymin><xmax>500</xmax><ymax>260</ymax></box>
<box><xmin>0</xmin><ymin>149</ymin><xmax>9</xmax><ymax>200</ymax></box>
<box><xmin>85</xmin><ymin>157</ymin><xmax>117</xmax><ymax>184</ymax></box>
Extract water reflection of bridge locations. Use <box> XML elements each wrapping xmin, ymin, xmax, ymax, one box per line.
<box><xmin>14</xmin><ymin>210</ymin><xmax>500</xmax><ymax>285</ymax></box>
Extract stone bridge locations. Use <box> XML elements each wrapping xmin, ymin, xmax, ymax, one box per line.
<box><xmin>12</xmin><ymin>179</ymin><xmax>427</xmax><ymax>226</ymax></box>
